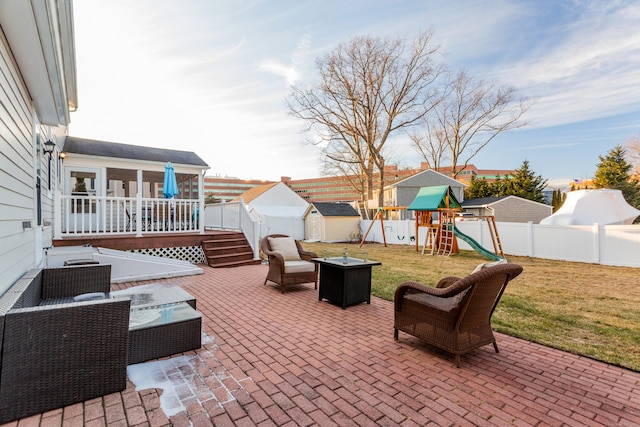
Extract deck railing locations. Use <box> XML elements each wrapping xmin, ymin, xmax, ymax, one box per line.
<box><xmin>202</xmin><ymin>200</ymin><xmax>260</xmax><ymax>259</ymax></box>
<box><xmin>54</xmin><ymin>193</ymin><xmax>202</xmax><ymax>238</ymax></box>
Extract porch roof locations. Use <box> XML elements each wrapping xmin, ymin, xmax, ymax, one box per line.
<box><xmin>63</xmin><ymin>137</ymin><xmax>209</xmax><ymax>168</ymax></box>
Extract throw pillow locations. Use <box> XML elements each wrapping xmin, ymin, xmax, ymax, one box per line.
<box><xmin>472</xmin><ymin>258</ymin><xmax>507</xmax><ymax>273</ymax></box>
<box><xmin>268</xmin><ymin>237</ymin><xmax>301</xmax><ymax>261</ymax></box>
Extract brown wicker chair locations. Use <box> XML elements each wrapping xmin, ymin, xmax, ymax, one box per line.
<box><xmin>260</xmin><ymin>234</ymin><xmax>319</xmax><ymax>293</ymax></box>
<box><xmin>394</xmin><ymin>262</ymin><xmax>523</xmax><ymax>367</ymax></box>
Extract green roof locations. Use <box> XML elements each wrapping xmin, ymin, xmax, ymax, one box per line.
<box><xmin>407</xmin><ymin>185</ymin><xmax>461</xmax><ymax>210</ymax></box>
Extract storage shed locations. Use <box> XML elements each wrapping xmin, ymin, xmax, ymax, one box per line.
<box><xmin>461</xmin><ymin>196</ymin><xmax>552</xmax><ymax>224</ymax></box>
<box><xmin>303</xmin><ymin>202</ymin><xmax>361</xmax><ymax>242</ymax></box>
<box><xmin>236</xmin><ymin>182</ymin><xmax>309</xmax><ymax>240</ymax></box>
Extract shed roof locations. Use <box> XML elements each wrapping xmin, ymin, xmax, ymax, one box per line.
<box><xmin>407</xmin><ymin>185</ymin><xmax>461</xmax><ymax>211</ymax></box>
<box><xmin>233</xmin><ymin>182</ymin><xmax>279</xmax><ymax>203</ymax></box>
<box><xmin>460</xmin><ymin>197</ymin><xmax>507</xmax><ymax>207</ymax></box>
<box><xmin>63</xmin><ymin>136</ymin><xmax>209</xmax><ymax>167</ymax></box>
<box><xmin>309</xmin><ymin>202</ymin><xmax>360</xmax><ymax>217</ymax></box>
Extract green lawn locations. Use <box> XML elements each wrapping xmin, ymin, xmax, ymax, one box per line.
<box><xmin>302</xmin><ymin>241</ymin><xmax>640</xmax><ymax>372</ymax></box>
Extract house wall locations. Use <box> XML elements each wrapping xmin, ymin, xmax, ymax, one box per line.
<box><xmin>388</xmin><ymin>172</ymin><xmax>466</xmax><ymax>220</ymax></box>
<box><xmin>321</xmin><ymin>217</ymin><xmax>360</xmax><ymax>243</ymax></box>
<box><xmin>0</xmin><ymin>23</ymin><xmax>68</xmax><ymax>294</ymax></box>
<box><xmin>0</xmin><ymin>33</ymin><xmax>44</xmax><ymax>293</ymax></box>
<box><xmin>492</xmin><ymin>198</ymin><xmax>552</xmax><ymax>224</ymax></box>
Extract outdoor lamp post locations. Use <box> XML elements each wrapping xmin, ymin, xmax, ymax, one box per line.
<box><xmin>42</xmin><ymin>140</ymin><xmax>55</xmax><ymax>156</ymax></box>
<box><xmin>43</xmin><ymin>140</ymin><xmax>56</xmax><ymax>190</ymax></box>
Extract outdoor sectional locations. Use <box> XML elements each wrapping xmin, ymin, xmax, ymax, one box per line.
<box><xmin>0</xmin><ymin>264</ymin><xmax>131</xmax><ymax>424</ymax></box>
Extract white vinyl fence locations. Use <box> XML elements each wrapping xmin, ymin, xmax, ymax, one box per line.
<box><xmin>360</xmin><ymin>219</ymin><xmax>640</xmax><ymax>268</ymax></box>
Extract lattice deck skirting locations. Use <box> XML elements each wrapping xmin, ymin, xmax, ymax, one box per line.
<box><xmin>131</xmin><ymin>246</ymin><xmax>206</xmax><ymax>264</ymax></box>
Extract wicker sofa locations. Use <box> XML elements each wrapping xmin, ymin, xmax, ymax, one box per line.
<box><xmin>0</xmin><ymin>264</ymin><xmax>131</xmax><ymax>424</ymax></box>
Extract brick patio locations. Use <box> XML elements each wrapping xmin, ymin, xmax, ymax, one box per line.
<box><xmin>4</xmin><ymin>264</ymin><xmax>640</xmax><ymax>426</ymax></box>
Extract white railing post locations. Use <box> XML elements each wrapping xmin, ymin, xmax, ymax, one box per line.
<box><xmin>221</xmin><ymin>199</ymin><xmax>226</xmax><ymax>229</ymax></box>
<box><xmin>198</xmin><ymin>173</ymin><xmax>204</xmax><ymax>234</ymax></box>
<box><xmin>135</xmin><ymin>193</ymin><xmax>143</xmax><ymax>237</ymax></box>
<box><xmin>136</xmin><ymin>169</ymin><xmax>143</xmax><ymax>237</ymax></box>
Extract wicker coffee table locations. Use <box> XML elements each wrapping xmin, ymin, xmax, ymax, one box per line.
<box><xmin>112</xmin><ymin>287</ymin><xmax>202</xmax><ymax>364</ymax></box>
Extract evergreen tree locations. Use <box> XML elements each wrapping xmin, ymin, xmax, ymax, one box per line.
<box><xmin>464</xmin><ymin>175</ymin><xmax>493</xmax><ymax>198</ymax></box>
<box><xmin>503</xmin><ymin>161</ymin><xmax>548</xmax><ymax>203</ymax></box>
<box><xmin>593</xmin><ymin>145</ymin><xmax>640</xmax><ymax>208</ymax></box>
<box><xmin>551</xmin><ymin>188</ymin><xmax>566</xmax><ymax>212</ymax></box>
<box><xmin>491</xmin><ymin>175</ymin><xmax>509</xmax><ymax>197</ymax></box>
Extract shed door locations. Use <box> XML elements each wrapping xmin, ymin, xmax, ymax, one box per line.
<box><xmin>308</xmin><ymin>211</ymin><xmax>321</xmax><ymax>241</ymax></box>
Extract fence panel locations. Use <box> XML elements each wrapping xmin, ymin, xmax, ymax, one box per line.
<box><xmin>599</xmin><ymin>225</ymin><xmax>640</xmax><ymax>267</ymax></box>
<box><xmin>360</xmin><ymin>219</ymin><xmax>640</xmax><ymax>267</ymax></box>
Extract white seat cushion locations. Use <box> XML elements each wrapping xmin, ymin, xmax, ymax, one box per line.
<box><xmin>284</xmin><ymin>260</ymin><xmax>316</xmax><ymax>274</ymax></box>
<box><xmin>268</xmin><ymin>237</ymin><xmax>301</xmax><ymax>261</ymax></box>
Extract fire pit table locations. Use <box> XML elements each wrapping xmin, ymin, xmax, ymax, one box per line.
<box><xmin>312</xmin><ymin>256</ymin><xmax>381</xmax><ymax>309</ymax></box>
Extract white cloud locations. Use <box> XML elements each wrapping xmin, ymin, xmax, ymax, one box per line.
<box><xmin>259</xmin><ymin>34</ymin><xmax>311</xmax><ymax>86</ymax></box>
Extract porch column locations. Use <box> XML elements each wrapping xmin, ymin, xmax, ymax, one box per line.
<box><xmin>198</xmin><ymin>171</ymin><xmax>205</xmax><ymax>234</ymax></box>
<box><xmin>136</xmin><ymin>169</ymin><xmax>143</xmax><ymax>237</ymax></box>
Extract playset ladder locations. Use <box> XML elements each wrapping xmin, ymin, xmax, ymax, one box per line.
<box><xmin>486</xmin><ymin>215</ymin><xmax>504</xmax><ymax>257</ymax></box>
<box><xmin>436</xmin><ymin>210</ymin><xmax>456</xmax><ymax>256</ymax></box>
<box><xmin>421</xmin><ymin>226</ymin><xmax>439</xmax><ymax>255</ymax></box>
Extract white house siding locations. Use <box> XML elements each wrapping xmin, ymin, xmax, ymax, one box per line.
<box><xmin>0</xmin><ymin>32</ymin><xmax>38</xmax><ymax>293</ymax></box>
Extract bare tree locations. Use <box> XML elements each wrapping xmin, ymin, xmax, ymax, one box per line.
<box><xmin>627</xmin><ymin>134</ymin><xmax>640</xmax><ymax>177</ymax></box>
<box><xmin>411</xmin><ymin>70</ymin><xmax>531</xmax><ymax>177</ymax></box>
<box><xmin>287</xmin><ymin>30</ymin><xmax>444</xmax><ymax>206</ymax></box>
<box><xmin>409</xmin><ymin>120</ymin><xmax>449</xmax><ymax>170</ymax></box>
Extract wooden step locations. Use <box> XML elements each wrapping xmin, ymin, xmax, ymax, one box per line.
<box><xmin>201</xmin><ymin>232</ymin><xmax>260</xmax><ymax>268</ymax></box>
<box><xmin>208</xmin><ymin>259</ymin><xmax>262</xmax><ymax>268</ymax></box>
<box><xmin>201</xmin><ymin>239</ymin><xmax>251</xmax><ymax>250</ymax></box>
<box><xmin>204</xmin><ymin>244</ymin><xmax>252</xmax><ymax>255</ymax></box>
<box><xmin>206</xmin><ymin>250</ymin><xmax>254</xmax><ymax>261</ymax></box>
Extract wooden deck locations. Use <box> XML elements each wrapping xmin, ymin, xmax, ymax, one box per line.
<box><xmin>53</xmin><ymin>230</ymin><xmax>226</xmax><ymax>251</ymax></box>
<box><xmin>53</xmin><ymin>230</ymin><xmax>261</xmax><ymax>268</ymax></box>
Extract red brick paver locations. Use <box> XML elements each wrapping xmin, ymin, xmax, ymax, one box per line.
<box><xmin>4</xmin><ymin>264</ymin><xmax>640</xmax><ymax>426</ymax></box>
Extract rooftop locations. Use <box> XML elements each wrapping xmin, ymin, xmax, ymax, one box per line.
<box><xmin>17</xmin><ymin>265</ymin><xmax>640</xmax><ymax>426</ymax></box>
<box><xmin>64</xmin><ymin>136</ymin><xmax>209</xmax><ymax>167</ymax></box>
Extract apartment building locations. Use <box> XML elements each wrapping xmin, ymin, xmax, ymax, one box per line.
<box><xmin>204</xmin><ymin>176</ymin><xmax>275</xmax><ymax>202</ymax></box>
<box><xmin>204</xmin><ymin>164</ymin><xmax>516</xmax><ymax>204</ymax></box>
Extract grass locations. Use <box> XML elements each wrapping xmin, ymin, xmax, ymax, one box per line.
<box><xmin>302</xmin><ymin>241</ymin><xmax>640</xmax><ymax>372</ymax></box>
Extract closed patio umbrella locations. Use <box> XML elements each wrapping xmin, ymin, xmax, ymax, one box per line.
<box><xmin>163</xmin><ymin>162</ymin><xmax>179</xmax><ymax>199</ymax></box>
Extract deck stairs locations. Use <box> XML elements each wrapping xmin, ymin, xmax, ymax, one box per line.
<box><xmin>201</xmin><ymin>231</ymin><xmax>261</xmax><ymax>268</ymax></box>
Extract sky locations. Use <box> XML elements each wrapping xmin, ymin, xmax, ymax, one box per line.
<box><xmin>69</xmin><ymin>0</ymin><xmax>640</xmax><ymax>188</ymax></box>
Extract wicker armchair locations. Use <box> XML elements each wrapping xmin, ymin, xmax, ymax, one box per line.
<box><xmin>260</xmin><ymin>234</ymin><xmax>319</xmax><ymax>293</ymax></box>
<box><xmin>394</xmin><ymin>263</ymin><xmax>523</xmax><ymax>367</ymax></box>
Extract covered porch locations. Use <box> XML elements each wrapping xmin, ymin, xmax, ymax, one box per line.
<box><xmin>54</xmin><ymin>137</ymin><xmax>209</xmax><ymax>239</ymax></box>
